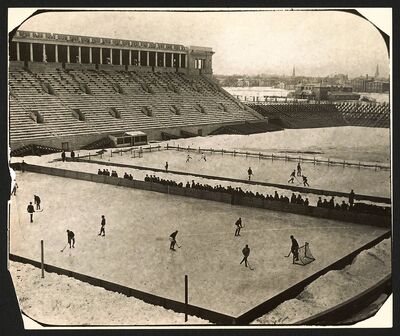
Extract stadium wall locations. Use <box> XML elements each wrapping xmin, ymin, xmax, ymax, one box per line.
<box><xmin>13</xmin><ymin>163</ymin><xmax>391</xmax><ymax>228</ymax></box>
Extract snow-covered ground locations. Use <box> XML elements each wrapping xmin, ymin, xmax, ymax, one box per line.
<box><xmin>252</xmin><ymin>238</ymin><xmax>391</xmax><ymax>325</ymax></box>
<box><xmin>10</xmin><ymin>261</ymin><xmax>209</xmax><ymax>326</ymax></box>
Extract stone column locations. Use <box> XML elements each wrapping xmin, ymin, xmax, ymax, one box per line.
<box><xmin>78</xmin><ymin>46</ymin><xmax>81</xmax><ymax>63</ymax></box>
<box><xmin>42</xmin><ymin>44</ymin><xmax>46</xmax><ymax>62</ymax></box>
<box><xmin>185</xmin><ymin>53</ymin><xmax>188</xmax><ymax>68</ymax></box>
<box><xmin>178</xmin><ymin>54</ymin><xmax>182</xmax><ymax>68</ymax></box>
<box><xmin>163</xmin><ymin>52</ymin><xmax>166</xmax><ymax>67</ymax></box>
<box><xmin>120</xmin><ymin>49</ymin><xmax>122</xmax><ymax>65</ymax></box>
<box><xmin>89</xmin><ymin>47</ymin><xmax>92</xmax><ymax>63</ymax></box>
<box><xmin>155</xmin><ymin>52</ymin><xmax>158</xmax><ymax>67</ymax></box>
<box><xmin>146</xmin><ymin>51</ymin><xmax>149</xmax><ymax>67</ymax></box>
<box><xmin>129</xmin><ymin>50</ymin><xmax>132</xmax><ymax>65</ymax></box>
<box><xmin>16</xmin><ymin>42</ymin><xmax>20</xmax><ymax>61</ymax></box>
<box><xmin>138</xmin><ymin>50</ymin><xmax>141</xmax><ymax>65</ymax></box>
<box><xmin>29</xmin><ymin>43</ymin><xmax>33</xmax><ymax>62</ymax></box>
<box><xmin>110</xmin><ymin>48</ymin><xmax>113</xmax><ymax>64</ymax></box>
<box><xmin>67</xmin><ymin>45</ymin><xmax>70</xmax><ymax>63</ymax></box>
<box><xmin>55</xmin><ymin>45</ymin><xmax>58</xmax><ymax>62</ymax></box>
<box><xmin>100</xmin><ymin>48</ymin><xmax>103</xmax><ymax>64</ymax></box>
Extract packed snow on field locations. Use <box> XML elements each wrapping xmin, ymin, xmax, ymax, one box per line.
<box><xmin>10</xmin><ymin>262</ymin><xmax>209</xmax><ymax>326</ymax></box>
<box><xmin>252</xmin><ymin>238</ymin><xmax>391</xmax><ymax>325</ymax></box>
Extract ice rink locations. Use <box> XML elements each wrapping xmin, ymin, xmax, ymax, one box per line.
<box><xmin>10</xmin><ymin>171</ymin><xmax>389</xmax><ymax>318</ymax></box>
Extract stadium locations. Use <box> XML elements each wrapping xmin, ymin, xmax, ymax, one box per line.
<box><xmin>7</xmin><ymin>11</ymin><xmax>391</xmax><ymax>327</ymax></box>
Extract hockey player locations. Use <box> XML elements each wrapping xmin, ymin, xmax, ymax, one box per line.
<box><xmin>302</xmin><ymin>175</ymin><xmax>309</xmax><ymax>187</ymax></box>
<box><xmin>98</xmin><ymin>215</ymin><xmax>106</xmax><ymax>236</ymax></box>
<box><xmin>169</xmin><ymin>230</ymin><xmax>179</xmax><ymax>250</ymax></box>
<box><xmin>240</xmin><ymin>244</ymin><xmax>250</xmax><ymax>267</ymax></box>
<box><xmin>186</xmin><ymin>155</ymin><xmax>192</xmax><ymax>163</ymax></box>
<box><xmin>11</xmin><ymin>181</ymin><xmax>18</xmax><ymax>196</ymax></box>
<box><xmin>297</xmin><ymin>162</ymin><xmax>302</xmax><ymax>176</ymax></box>
<box><xmin>165</xmin><ymin>161</ymin><xmax>169</xmax><ymax>172</ymax></box>
<box><xmin>66</xmin><ymin>230</ymin><xmax>75</xmax><ymax>248</ymax></box>
<box><xmin>34</xmin><ymin>195</ymin><xmax>41</xmax><ymax>210</ymax></box>
<box><xmin>290</xmin><ymin>235</ymin><xmax>299</xmax><ymax>263</ymax></box>
<box><xmin>27</xmin><ymin>202</ymin><xmax>35</xmax><ymax>223</ymax></box>
<box><xmin>247</xmin><ymin>167</ymin><xmax>253</xmax><ymax>181</ymax></box>
<box><xmin>201</xmin><ymin>152</ymin><xmax>207</xmax><ymax>161</ymax></box>
<box><xmin>61</xmin><ymin>150</ymin><xmax>66</xmax><ymax>162</ymax></box>
<box><xmin>288</xmin><ymin>170</ymin><xmax>296</xmax><ymax>184</ymax></box>
<box><xmin>234</xmin><ymin>217</ymin><xmax>243</xmax><ymax>236</ymax></box>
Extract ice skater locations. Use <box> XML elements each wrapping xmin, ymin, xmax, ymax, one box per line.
<box><xmin>169</xmin><ymin>230</ymin><xmax>179</xmax><ymax>250</ymax></box>
<box><xmin>186</xmin><ymin>154</ymin><xmax>192</xmax><ymax>163</ymax></box>
<box><xmin>201</xmin><ymin>152</ymin><xmax>207</xmax><ymax>161</ymax></box>
<box><xmin>297</xmin><ymin>162</ymin><xmax>302</xmax><ymax>176</ymax></box>
<box><xmin>165</xmin><ymin>161</ymin><xmax>169</xmax><ymax>172</ymax></box>
<box><xmin>240</xmin><ymin>244</ymin><xmax>250</xmax><ymax>267</ymax></box>
<box><xmin>247</xmin><ymin>167</ymin><xmax>253</xmax><ymax>181</ymax></box>
<box><xmin>34</xmin><ymin>195</ymin><xmax>41</xmax><ymax>210</ymax></box>
<box><xmin>66</xmin><ymin>230</ymin><xmax>75</xmax><ymax>248</ymax></box>
<box><xmin>290</xmin><ymin>235</ymin><xmax>299</xmax><ymax>263</ymax></box>
<box><xmin>234</xmin><ymin>217</ymin><xmax>243</xmax><ymax>236</ymax></box>
<box><xmin>98</xmin><ymin>215</ymin><xmax>106</xmax><ymax>236</ymax></box>
<box><xmin>288</xmin><ymin>170</ymin><xmax>296</xmax><ymax>184</ymax></box>
<box><xmin>27</xmin><ymin>202</ymin><xmax>35</xmax><ymax>223</ymax></box>
<box><xmin>302</xmin><ymin>175</ymin><xmax>309</xmax><ymax>187</ymax></box>
<box><xmin>11</xmin><ymin>181</ymin><xmax>18</xmax><ymax>196</ymax></box>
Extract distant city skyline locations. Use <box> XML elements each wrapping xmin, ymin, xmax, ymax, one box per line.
<box><xmin>16</xmin><ymin>10</ymin><xmax>390</xmax><ymax>78</ymax></box>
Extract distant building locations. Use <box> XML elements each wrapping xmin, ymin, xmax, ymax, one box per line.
<box><xmin>366</xmin><ymin>80</ymin><xmax>389</xmax><ymax>93</ymax></box>
<box><xmin>351</xmin><ymin>76</ymin><xmax>374</xmax><ymax>92</ymax></box>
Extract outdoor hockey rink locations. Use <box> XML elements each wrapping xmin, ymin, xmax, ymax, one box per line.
<box><xmin>9</xmin><ymin>171</ymin><xmax>389</xmax><ymax>318</ymax></box>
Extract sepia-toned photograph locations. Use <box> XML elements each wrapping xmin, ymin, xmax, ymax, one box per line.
<box><xmin>6</xmin><ymin>8</ymin><xmax>392</xmax><ymax>328</ymax></box>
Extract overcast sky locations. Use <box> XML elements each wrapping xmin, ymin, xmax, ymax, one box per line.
<box><xmin>17</xmin><ymin>10</ymin><xmax>389</xmax><ymax>78</ymax></box>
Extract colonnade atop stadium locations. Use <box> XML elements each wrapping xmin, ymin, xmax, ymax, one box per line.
<box><xmin>10</xmin><ymin>30</ymin><xmax>214</xmax><ymax>76</ymax></box>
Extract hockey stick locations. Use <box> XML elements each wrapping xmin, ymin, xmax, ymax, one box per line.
<box><xmin>60</xmin><ymin>243</ymin><xmax>68</xmax><ymax>252</ymax></box>
<box><xmin>36</xmin><ymin>208</ymin><xmax>44</xmax><ymax>212</ymax></box>
<box><xmin>284</xmin><ymin>251</ymin><xmax>292</xmax><ymax>257</ymax></box>
<box><xmin>247</xmin><ymin>261</ymin><xmax>255</xmax><ymax>271</ymax></box>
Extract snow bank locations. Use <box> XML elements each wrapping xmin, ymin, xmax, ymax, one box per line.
<box><xmin>252</xmin><ymin>238</ymin><xmax>391</xmax><ymax>325</ymax></box>
<box><xmin>10</xmin><ymin>262</ymin><xmax>209</xmax><ymax>326</ymax></box>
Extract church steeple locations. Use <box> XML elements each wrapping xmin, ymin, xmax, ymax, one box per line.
<box><xmin>375</xmin><ymin>64</ymin><xmax>379</xmax><ymax>78</ymax></box>
<box><xmin>292</xmin><ymin>66</ymin><xmax>296</xmax><ymax>77</ymax></box>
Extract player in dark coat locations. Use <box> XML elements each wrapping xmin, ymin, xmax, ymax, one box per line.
<box><xmin>71</xmin><ymin>150</ymin><xmax>75</xmax><ymax>160</ymax></box>
<box><xmin>240</xmin><ymin>244</ymin><xmax>250</xmax><ymax>267</ymax></box>
<box><xmin>297</xmin><ymin>162</ymin><xmax>302</xmax><ymax>176</ymax></box>
<box><xmin>302</xmin><ymin>175</ymin><xmax>309</xmax><ymax>187</ymax></box>
<box><xmin>349</xmin><ymin>189</ymin><xmax>355</xmax><ymax>208</ymax></box>
<box><xmin>34</xmin><ymin>195</ymin><xmax>41</xmax><ymax>210</ymax></box>
<box><xmin>247</xmin><ymin>167</ymin><xmax>253</xmax><ymax>181</ymax></box>
<box><xmin>169</xmin><ymin>230</ymin><xmax>179</xmax><ymax>250</ymax></box>
<box><xmin>27</xmin><ymin>202</ymin><xmax>35</xmax><ymax>222</ymax></box>
<box><xmin>98</xmin><ymin>215</ymin><xmax>106</xmax><ymax>236</ymax></box>
<box><xmin>67</xmin><ymin>230</ymin><xmax>75</xmax><ymax>248</ymax></box>
<box><xmin>288</xmin><ymin>170</ymin><xmax>296</xmax><ymax>183</ymax></box>
<box><xmin>290</xmin><ymin>235</ymin><xmax>299</xmax><ymax>263</ymax></box>
<box><xmin>61</xmin><ymin>151</ymin><xmax>66</xmax><ymax>162</ymax></box>
<box><xmin>165</xmin><ymin>162</ymin><xmax>169</xmax><ymax>172</ymax></box>
<box><xmin>234</xmin><ymin>217</ymin><xmax>243</xmax><ymax>236</ymax></box>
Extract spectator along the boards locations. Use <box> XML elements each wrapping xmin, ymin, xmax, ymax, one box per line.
<box><xmin>165</xmin><ymin>161</ymin><xmax>169</xmax><ymax>172</ymax></box>
<box><xmin>71</xmin><ymin>150</ymin><xmax>75</xmax><ymax>160</ymax></box>
<box><xmin>61</xmin><ymin>150</ymin><xmax>66</xmax><ymax>162</ymax></box>
<box><xmin>349</xmin><ymin>189</ymin><xmax>355</xmax><ymax>208</ymax></box>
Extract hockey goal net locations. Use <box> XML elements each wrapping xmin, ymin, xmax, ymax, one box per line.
<box><xmin>294</xmin><ymin>242</ymin><xmax>315</xmax><ymax>265</ymax></box>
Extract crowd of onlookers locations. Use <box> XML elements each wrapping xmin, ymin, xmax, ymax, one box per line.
<box><xmin>97</xmin><ymin>170</ymin><xmax>390</xmax><ymax>217</ymax></box>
